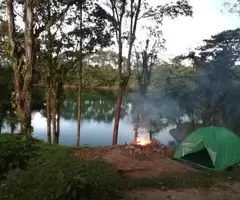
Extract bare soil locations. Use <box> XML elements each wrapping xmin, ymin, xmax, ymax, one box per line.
<box><xmin>124</xmin><ymin>182</ymin><xmax>240</xmax><ymax>200</ymax></box>
<box><xmin>73</xmin><ymin>143</ymin><xmax>240</xmax><ymax>199</ymax></box>
<box><xmin>73</xmin><ymin>141</ymin><xmax>197</xmax><ymax>178</ymax></box>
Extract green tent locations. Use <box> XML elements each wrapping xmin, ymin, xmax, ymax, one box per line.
<box><xmin>173</xmin><ymin>126</ymin><xmax>240</xmax><ymax>171</ymax></box>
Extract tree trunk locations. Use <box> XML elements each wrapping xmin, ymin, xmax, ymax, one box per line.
<box><xmin>76</xmin><ymin>85</ymin><xmax>82</xmax><ymax>146</ymax></box>
<box><xmin>52</xmin><ymin>100</ymin><xmax>57</xmax><ymax>144</ymax></box>
<box><xmin>46</xmin><ymin>89</ymin><xmax>52</xmax><ymax>143</ymax></box>
<box><xmin>46</xmin><ymin>1</ymin><xmax>52</xmax><ymax>143</ymax></box>
<box><xmin>52</xmin><ymin>82</ymin><xmax>62</xmax><ymax>145</ymax></box>
<box><xmin>134</xmin><ymin>120</ymin><xmax>139</xmax><ymax>142</ymax></box>
<box><xmin>21</xmin><ymin>0</ymin><xmax>34</xmax><ymax>134</ymax></box>
<box><xmin>53</xmin><ymin>118</ymin><xmax>57</xmax><ymax>144</ymax></box>
<box><xmin>9</xmin><ymin>109</ymin><xmax>16</xmax><ymax>134</ymax></box>
<box><xmin>202</xmin><ymin>116</ymin><xmax>211</xmax><ymax>126</ymax></box>
<box><xmin>7</xmin><ymin>0</ymin><xmax>34</xmax><ymax>134</ymax></box>
<box><xmin>0</xmin><ymin>111</ymin><xmax>4</xmax><ymax>133</ymax></box>
<box><xmin>19</xmin><ymin>90</ymin><xmax>32</xmax><ymax>134</ymax></box>
<box><xmin>134</xmin><ymin>114</ymin><xmax>140</xmax><ymax>141</ymax></box>
<box><xmin>10</xmin><ymin>125</ymin><xmax>14</xmax><ymax>134</ymax></box>
<box><xmin>111</xmin><ymin>0</ymin><xmax>140</xmax><ymax>145</ymax></box>
<box><xmin>56</xmin><ymin>111</ymin><xmax>60</xmax><ymax>144</ymax></box>
<box><xmin>76</xmin><ymin>3</ymin><xmax>83</xmax><ymax>147</ymax></box>
<box><xmin>112</xmin><ymin>29</ymin><xmax>124</xmax><ymax>145</ymax></box>
<box><xmin>139</xmin><ymin>83</ymin><xmax>148</xmax><ymax>99</ymax></box>
<box><xmin>150</xmin><ymin>132</ymin><xmax>153</xmax><ymax>140</ymax></box>
<box><xmin>112</xmin><ymin>86</ymin><xmax>124</xmax><ymax>145</ymax></box>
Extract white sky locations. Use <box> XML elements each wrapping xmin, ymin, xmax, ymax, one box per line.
<box><xmin>147</xmin><ymin>0</ymin><xmax>239</xmax><ymax>60</ymax></box>
<box><xmin>61</xmin><ymin>0</ymin><xmax>240</xmax><ymax>62</ymax></box>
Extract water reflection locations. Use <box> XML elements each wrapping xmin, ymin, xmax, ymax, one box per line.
<box><xmin>1</xmin><ymin>89</ymin><xmax>176</xmax><ymax>146</ymax></box>
<box><xmin>32</xmin><ymin>111</ymin><xmax>175</xmax><ymax>146</ymax></box>
<box><xmin>32</xmin><ymin>112</ymin><xmax>134</xmax><ymax>146</ymax></box>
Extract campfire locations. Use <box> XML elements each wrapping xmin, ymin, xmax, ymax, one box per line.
<box><xmin>132</xmin><ymin>127</ymin><xmax>152</xmax><ymax>146</ymax></box>
<box><xmin>135</xmin><ymin>134</ymin><xmax>151</xmax><ymax>146</ymax></box>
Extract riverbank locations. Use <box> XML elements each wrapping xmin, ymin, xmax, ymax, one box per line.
<box><xmin>1</xmin><ymin>135</ymin><xmax>240</xmax><ymax>200</ymax></box>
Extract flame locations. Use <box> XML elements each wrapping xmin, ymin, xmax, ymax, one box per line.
<box><xmin>136</xmin><ymin>137</ymin><xmax>151</xmax><ymax>146</ymax></box>
<box><xmin>135</xmin><ymin>127</ymin><xmax>151</xmax><ymax>146</ymax></box>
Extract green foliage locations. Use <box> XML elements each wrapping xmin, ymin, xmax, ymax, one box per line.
<box><xmin>163</xmin><ymin>28</ymin><xmax>240</xmax><ymax>132</ymax></box>
<box><xmin>0</xmin><ymin>134</ymin><xmax>38</xmax><ymax>180</ymax></box>
<box><xmin>149</xmin><ymin>60</ymin><xmax>196</xmax><ymax>90</ymax></box>
<box><xmin>0</xmin><ymin>142</ymin><xmax>123</xmax><ymax>200</ymax></box>
<box><xmin>66</xmin><ymin>51</ymin><xmax>121</xmax><ymax>87</ymax></box>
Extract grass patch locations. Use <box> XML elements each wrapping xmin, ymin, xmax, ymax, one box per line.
<box><xmin>0</xmin><ymin>135</ymin><xmax>124</xmax><ymax>200</ymax></box>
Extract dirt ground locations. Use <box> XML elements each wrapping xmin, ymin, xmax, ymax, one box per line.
<box><xmin>73</xmin><ymin>142</ymin><xmax>197</xmax><ymax>178</ymax></box>
<box><xmin>73</xmin><ymin>142</ymin><xmax>240</xmax><ymax>199</ymax></box>
<box><xmin>124</xmin><ymin>182</ymin><xmax>240</xmax><ymax>200</ymax></box>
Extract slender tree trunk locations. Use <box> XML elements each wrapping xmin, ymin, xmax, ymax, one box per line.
<box><xmin>0</xmin><ymin>111</ymin><xmax>4</xmax><ymax>133</ymax></box>
<box><xmin>76</xmin><ymin>3</ymin><xmax>83</xmax><ymax>147</ymax></box>
<box><xmin>46</xmin><ymin>1</ymin><xmax>52</xmax><ymax>143</ymax></box>
<box><xmin>52</xmin><ymin>82</ymin><xmax>62</xmax><ymax>144</ymax></box>
<box><xmin>56</xmin><ymin>110</ymin><xmax>60</xmax><ymax>144</ymax></box>
<box><xmin>202</xmin><ymin>116</ymin><xmax>211</xmax><ymax>126</ymax></box>
<box><xmin>139</xmin><ymin>83</ymin><xmax>148</xmax><ymax>99</ymax></box>
<box><xmin>52</xmin><ymin>96</ymin><xmax>57</xmax><ymax>144</ymax></box>
<box><xmin>112</xmin><ymin>86</ymin><xmax>124</xmax><ymax>145</ymax></box>
<box><xmin>112</xmin><ymin>55</ymin><xmax>131</xmax><ymax>145</ymax></box>
<box><xmin>46</xmin><ymin>89</ymin><xmax>52</xmax><ymax>143</ymax></box>
<box><xmin>10</xmin><ymin>125</ymin><xmax>14</xmax><ymax>134</ymax></box>
<box><xmin>112</xmin><ymin>31</ymin><xmax>124</xmax><ymax>145</ymax></box>
<box><xmin>150</xmin><ymin>132</ymin><xmax>153</xmax><ymax>140</ymax></box>
<box><xmin>76</xmin><ymin>84</ymin><xmax>83</xmax><ymax>146</ymax></box>
<box><xmin>56</xmin><ymin>82</ymin><xmax>61</xmax><ymax>144</ymax></box>
<box><xmin>53</xmin><ymin>116</ymin><xmax>57</xmax><ymax>143</ymax></box>
<box><xmin>111</xmin><ymin>0</ymin><xmax>141</xmax><ymax>145</ymax></box>
<box><xmin>134</xmin><ymin>115</ymin><xmax>139</xmax><ymax>141</ymax></box>
<box><xmin>9</xmin><ymin>109</ymin><xmax>16</xmax><ymax>134</ymax></box>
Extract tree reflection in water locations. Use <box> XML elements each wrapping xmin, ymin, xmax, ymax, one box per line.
<box><xmin>61</xmin><ymin>89</ymin><xmax>130</xmax><ymax>122</ymax></box>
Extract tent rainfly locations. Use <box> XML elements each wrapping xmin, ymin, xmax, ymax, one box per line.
<box><xmin>173</xmin><ymin>126</ymin><xmax>240</xmax><ymax>171</ymax></box>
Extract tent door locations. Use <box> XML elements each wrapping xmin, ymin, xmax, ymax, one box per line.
<box><xmin>181</xmin><ymin>147</ymin><xmax>215</xmax><ymax>169</ymax></box>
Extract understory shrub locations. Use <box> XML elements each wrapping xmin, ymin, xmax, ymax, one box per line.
<box><xmin>0</xmin><ymin>143</ymin><xmax>124</xmax><ymax>200</ymax></box>
<box><xmin>0</xmin><ymin>134</ymin><xmax>37</xmax><ymax>180</ymax></box>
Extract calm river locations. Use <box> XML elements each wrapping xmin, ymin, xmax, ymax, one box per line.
<box><xmin>3</xmin><ymin>89</ymin><xmax>176</xmax><ymax>146</ymax></box>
